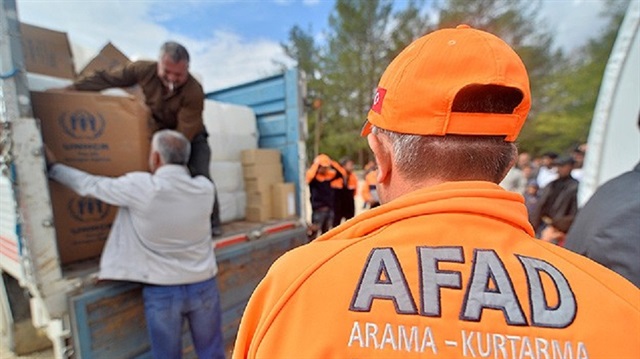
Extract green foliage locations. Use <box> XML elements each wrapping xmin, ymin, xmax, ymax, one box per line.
<box><xmin>281</xmin><ymin>0</ymin><xmax>630</xmax><ymax>163</ymax></box>
<box><xmin>437</xmin><ymin>0</ymin><xmax>563</xmax><ymax>137</ymax></box>
<box><xmin>522</xmin><ymin>0</ymin><xmax>629</xmax><ymax>154</ymax></box>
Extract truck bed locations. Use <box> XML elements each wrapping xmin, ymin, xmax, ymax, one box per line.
<box><xmin>58</xmin><ymin>218</ymin><xmax>307</xmax><ymax>358</ymax></box>
<box><xmin>59</xmin><ymin>218</ymin><xmax>305</xmax><ymax>281</ymax></box>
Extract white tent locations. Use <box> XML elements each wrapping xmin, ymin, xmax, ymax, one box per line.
<box><xmin>579</xmin><ymin>1</ymin><xmax>640</xmax><ymax>206</ymax></box>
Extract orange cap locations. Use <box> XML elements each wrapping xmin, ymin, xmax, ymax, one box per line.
<box><xmin>362</xmin><ymin>25</ymin><xmax>531</xmax><ymax>142</ymax></box>
<box><xmin>314</xmin><ymin>154</ymin><xmax>331</xmax><ymax>167</ymax></box>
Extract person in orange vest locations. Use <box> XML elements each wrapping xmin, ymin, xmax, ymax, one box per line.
<box><xmin>305</xmin><ymin>154</ymin><xmax>345</xmax><ymax>240</ymax></box>
<box><xmin>331</xmin><ymin>157</ymin><xmax>358</xmax><ymax>227</ymax></box>
<box><xmin>232</xmin><ymin>25</ymin><xmax>640</xmax><ymax>359</ymax></box>
<box><xmin>361</xmin><ymin>163</ymin><xmax>380</xmax><ymax>209</ymax></box>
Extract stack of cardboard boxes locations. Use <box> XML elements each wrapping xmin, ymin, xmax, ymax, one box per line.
<box><xmin>22</xmin><ymin>23</ymin><xmax>152</xmax><ymax>264</ymax></box>
<box><xmin>242</xmin><ymin>149</ymin><xmax>296</xmax><ymax>222</ymax></box>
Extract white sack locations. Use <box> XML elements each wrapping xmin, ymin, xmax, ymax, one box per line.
<box><xmin>210</xmin><ymin>161</ymin><xmax>244</xmax><ymax>193</ymax></box>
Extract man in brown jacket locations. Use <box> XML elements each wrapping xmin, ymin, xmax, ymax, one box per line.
<box><xmin>69</xmin><ymin>41</ymin><xmax>222</xmax><ymax>235</ymax></box>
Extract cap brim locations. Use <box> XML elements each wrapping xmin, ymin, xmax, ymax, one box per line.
<box><xmin>361</xmin><ymin>120</ymin><xmax>372</xmax><ymax>136</ymax></box>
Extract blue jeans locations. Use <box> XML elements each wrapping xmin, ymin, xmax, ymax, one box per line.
<box><xmin>310</xmin><ymin>207</ymin><xmax>333</xmax><ymax>240</ymax></box>
<box><xmin>142</xmin><ymin>277</ymin><xmax>225</xmax><ymax>359</ymax></box>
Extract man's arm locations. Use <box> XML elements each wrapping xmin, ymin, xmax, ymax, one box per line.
<box><xmin>175</xmin><ymin>81</ymin><xmax>205</xmax><ymax>141</ymax></box>
<box><xmin>70</xmin><ymin>62</ymin><xmax>142</xmax><ymax>92</ymax></box>
<box><xmin>305</xmin><ymin>162</ymin><xmax>321</xmax><ymax>184</ymax></box>
<box><xmin>48</xmin><ymin>164</ymin><xmax>145</xmax><ymax>208</ymax></box>
<box><xmin>330</xmin><ymin>160</ymin><xmax>346</xmax><ymax>180</ymax></box>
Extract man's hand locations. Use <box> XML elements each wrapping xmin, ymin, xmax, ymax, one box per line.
<box><xmin>45</xmin><ymin>85</ymin><xmax>74</xmax><ymax>92</ymax></box>
<box><xmin>44</xmin><ymin>146</ymin><xmax>57</xmax><ymax>171</ymax></box>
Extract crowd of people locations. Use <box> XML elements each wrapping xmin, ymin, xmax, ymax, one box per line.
<box><xmin>308</xmin><ymin>146</ymin><xmax>585</xmax><ymax>246</ymax></box>
<box><xmin>308</xmin><ymin>146</ymin><xmax>587</xmax><ymax>242</ymax></box>
<box><xmin>497</xmin><ymin>143</ymin><xmax>639</xmax><ymax>289</ymax></box>
<box><xmin>499</xmin><ymin>148</ymin><xmax>585</xmax><ymax>238</ymax></box>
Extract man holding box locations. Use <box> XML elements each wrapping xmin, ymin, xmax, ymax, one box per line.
<box><xmin>67</xmin><ymin>41</ymin><xmax>223</xmax><ymax>236</ymax></box>
<box><xmin>47</xmin><ymin>130</ymin><xmax>226</xmax><ymax>359</ymax></box>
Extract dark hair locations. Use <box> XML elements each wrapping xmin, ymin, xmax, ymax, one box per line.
<box><xmin>160</xmin><ymin>41</ymin><xmax>190</xmax><ymax>63</ymax></box>
<box><xmin>340</xmin><ymin>157</ymin><xmax>353</xmax><ymax>167</ymax></box>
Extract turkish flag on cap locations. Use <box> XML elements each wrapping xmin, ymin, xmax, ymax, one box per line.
<box><xmin>371</xmin><ymin>87</ymin><xmax>386</xmax><ymax>114</ymax></box>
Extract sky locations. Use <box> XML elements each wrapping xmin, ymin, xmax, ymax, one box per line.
<box><xmin>14</xmin><ymin>0</ymin><xmax>610</xmax><ymax>92</ymax></box>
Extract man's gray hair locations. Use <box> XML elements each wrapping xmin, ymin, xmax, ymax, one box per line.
<box><xmin>371</xmin><ymin>125</ymin><xmax>516</xmax><ymax>184</ymax></box>
<box><xmin>152</xmin><ymin>130</ymin><xmax>191</xmax><ymax>165</ymax></box>
<box><xmin>160</xmin><ymin>41</ymin><xmax>190</xmax><ymax>63</ymax></box>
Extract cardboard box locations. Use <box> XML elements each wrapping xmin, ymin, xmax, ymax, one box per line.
<box><xmin>20</xmin><ymin>23</ymin><xmax>75</xmax><ymax>79</ymax></box>
<box><xmin>77</xmin><ymin>42</ymin><xmax>145</xmax><ymax>101</ymax></box>
<box><xmin>246</xmin><ymin>205</ymin><xmax>271</xmax><ymax>222</ymax></box>
<box><xmin>32</xmin><ymin>91</ymin><xmax>152</xmax><ymax>264</ymax></box>
<box><xmin>271</xmin><ymin>183</ymin><xmax>296</xmax><ymax>219</ymax></box>
<box><xmin>247</xmin><ymin>191</ymin><xmax>271</xmax><ymax>208</ymax></box>
<box><xmin>241</xmin><ymin>149</ymin><xmax>281</xmax><ymax>165</ymax></box>
<box><xmin>245</xmin><ymin>176</ymin><xmax>279</xmax><ymax>194</ymax></box>
<box><xmin>79</xmin><ymin>42</ymin><xmax>130</xmax><ymax>77</ymax></box>
<box><xmin>243</xmin><ymin>163</ymin><xmax>283</xmax><ymax>180</ymax></box>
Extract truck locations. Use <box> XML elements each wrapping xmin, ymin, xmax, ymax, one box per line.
<box><xmin>0</xmin><ymin>1</ymin><xmax>309</xmax><ymax>357</ymax></box>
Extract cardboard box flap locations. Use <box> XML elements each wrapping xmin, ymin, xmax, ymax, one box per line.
<box><xmin>20</xmin><ymin>22</ymin><xmax>76</xmax><ymax>79</ymax></box>
<box><xmin>79</xmin><ymin>42</ymin><xmax>131</xmax><ymax>77</ymax></box>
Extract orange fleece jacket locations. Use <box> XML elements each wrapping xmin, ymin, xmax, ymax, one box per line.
<box><xmin>233</xmin><ymin>181</ymin><xmax>640</xmax><ymax>359</ymax></box>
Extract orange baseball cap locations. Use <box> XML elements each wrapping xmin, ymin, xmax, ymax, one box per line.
<box><xmin>361</xmin><ymin>25</ymin><xmax>531</xmax><ymax>142</ymax></box>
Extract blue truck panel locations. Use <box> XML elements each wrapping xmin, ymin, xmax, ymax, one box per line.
<box><xmin>207</xmin><ymin>69</ymin><xmax>306</xmax><ymax>215</ymax></box>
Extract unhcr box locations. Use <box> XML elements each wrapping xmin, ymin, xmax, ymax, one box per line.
<box><xmin>79</xmin><ymin>42</ymin><xmax>130</xmax><ymax>76</ymax></box>
<box><xmin>32</xmin><ymin>91</ymin><xmax>152</xmax><ymax>264</ymax></box>
<box><xmin>20</xmin><ymin>22</ymin><xmax>75</xmax><ymax>79</ymax></box>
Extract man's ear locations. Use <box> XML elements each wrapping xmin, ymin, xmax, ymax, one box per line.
<box><xmin>498</xmin><ymin>146</ymin><xmax>518</xmax><ymax>183</ymax></box>
<box><xmin>367</xmin><ymin>133</ymin><xmax>392</xmax><ymax>184</ymax></box>
<box><xmin>149</xmin><ymin>151</ymin><xmax>162</xmax><ymax>172</ymax></box>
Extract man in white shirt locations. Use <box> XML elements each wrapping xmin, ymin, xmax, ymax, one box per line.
<box><xmin>47</xmin><ymin>130</ymin><xmax>225</xmax><ymax>359</ymax></box>
<box><xmin>536</xmin><ymin>151</ymin><xmax>559</xmax><ymax>189</ymax></box>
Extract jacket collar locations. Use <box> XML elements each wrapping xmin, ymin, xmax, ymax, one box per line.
<box><xmin>154</xmin><ymin>164</ymin><xmax>190</xmax><ymax>177</ymax></box>
<box><xmin>316</xmin><ymin>181</ymin><xmax>534</xmax><ymax>242</ymax></box>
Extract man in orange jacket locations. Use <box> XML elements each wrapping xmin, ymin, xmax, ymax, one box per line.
<box><xmin>331</xmin><ymin>157</ymin><xmax>359</xmax><ymax>226</ymax></box>
<box><xmin>306</xmin><ymin>154</ymin><xmax>346</xmax><ymax>239</ymax></box>
<box><xmin>361</xmin><ymin>163</ymin><xmax>381</xmax><ymax>209</ymax></box>
<box><xmin>233</xmin><ymin>25</ymin><xmax>640</xmax><ymax>359</ymax></box>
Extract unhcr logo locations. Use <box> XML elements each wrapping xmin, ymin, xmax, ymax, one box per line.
<box><xmin>58</xmin><ymin>110</ymin><xmax>106</xmax><ymax>139</ymax></box>
<box><xmin>68</xmin><ymin>197</ymin><xmax>110</xmax><ymax>222</ymax></box>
